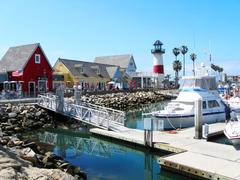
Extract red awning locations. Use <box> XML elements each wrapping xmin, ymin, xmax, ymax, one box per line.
<box><xmin>12</xmin><ymin>70</ymin><xmax>23</xmax><ymax>77</ymax></box>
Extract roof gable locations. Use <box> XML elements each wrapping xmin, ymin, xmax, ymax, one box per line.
<box><xmin>94</xmin><ymin>54</ymin><xmax>133</xmax><ymax>69</ymax></box>
<box><xmin>0</xmin><ymin>43</ymin><xmax>39</xmax><ymax>72</ymax></box>
<box><xmin>106</xmin><ymin>66</ymin><xmax>119</xmax><ymax>79</ymax></box>
<box><xmin>57</xmin><ymin>58</ymin><xmax>119</xmax><ymax>79</ymax></box>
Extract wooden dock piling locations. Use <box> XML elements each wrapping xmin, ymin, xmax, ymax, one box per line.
<box><xmin>194</xmin><ymin>98</ymin><xmax>202</xmax><ymax>139</ymax></box>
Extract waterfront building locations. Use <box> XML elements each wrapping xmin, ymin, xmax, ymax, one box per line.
<box><xmin>94</xmin><ymin>54</ymin><xmax>136</xmax><ymax>89</ymax></box>
<box><xmin>0</xmin><ymin>43</ymin><xmax>53</xmax><ymax>95</ymax></box>
<box><xmin>227</xmin><ymin>75</ymin><xmax>240</xmax><ymax>83</ymax></box>
<box><xmin>53</xmin><ymin>58</ymin><xmax>123</xmax><ymax>91</ymax></box>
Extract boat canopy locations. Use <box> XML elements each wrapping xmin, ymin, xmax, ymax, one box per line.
<box><xmin>180</xmin><ymin>76</ymin><xmax>217</xmax><ymax>91</ymax></box>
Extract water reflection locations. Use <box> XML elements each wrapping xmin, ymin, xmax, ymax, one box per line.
<box><xmin>34</xmin><ymin>129</ymin><xmax>186</xmax><ymax>180</ymax></box>
<box><xmin>38</xmin><ymin>131</ymin><xmax>127</xmax><ymax>158</ymax></box>
<box><xmin>125</xmin><ymin>101</ymin><xmax>168</xmax><ymax>130</ymax></box>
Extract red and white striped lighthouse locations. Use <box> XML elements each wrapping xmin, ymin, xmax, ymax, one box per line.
<box><xmin>151</xmin><ymin>40</ymin><xmax>165</xmax><ymax>85</ymax></box>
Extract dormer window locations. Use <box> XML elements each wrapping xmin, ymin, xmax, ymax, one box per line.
<box><xmin>79</xmin><ymin>67</ymin><xmax>84</xmax><ymax>74</ymax></box>
<box><xmin>35</xmin><ymin>54</ymin><xmax>41</xmax><ymax>64</ymax></box>
<box><xmin>74</xmin><ymin>64</ymin><xmax>84</xmax><ymax>74</ymax></box>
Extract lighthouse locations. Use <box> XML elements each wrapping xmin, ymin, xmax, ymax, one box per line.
<box><xmin>151</xmin><ymin>40</ymin><xmax>165</xmax><ymax>87</ymax></box>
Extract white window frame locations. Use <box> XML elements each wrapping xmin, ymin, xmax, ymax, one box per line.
<box><xmin>97</xmin><ymin>68</ymin><xmax>100</xmax><ymax>75</ymax></box>
<box><xmin>35</xmin><ymin>54</ymin><xmax>41</xmax><ymax>64</ymax></box>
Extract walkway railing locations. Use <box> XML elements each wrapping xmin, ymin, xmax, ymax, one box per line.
<box><xmin>37</xmin><ymin>94</ymin><xmax>125</xmax><ymax>130</ymax></box>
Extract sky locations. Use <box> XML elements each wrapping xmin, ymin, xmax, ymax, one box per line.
<box><xmin>0</xmin><ymin>0</ymin><xmax>239</xmax><ymax>78</ymax></box>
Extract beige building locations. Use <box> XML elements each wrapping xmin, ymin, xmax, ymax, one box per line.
<box><xmin>53</xmin><ymin>58</ymin><xmax>122</xmax><ymax>90</ymax></box>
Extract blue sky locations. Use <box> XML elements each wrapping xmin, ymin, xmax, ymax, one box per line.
<box><xmin>0</xmin><ymin>0</ymin><xmax>239</xmax><ymax>77</ymax></box>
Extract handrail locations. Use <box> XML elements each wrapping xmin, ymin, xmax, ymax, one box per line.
<box><xmin>37</xmin><ymin>94</ymin><xmax>125</xmax><ymax>129</ymax></box>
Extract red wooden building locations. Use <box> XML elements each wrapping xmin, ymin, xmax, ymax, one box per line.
<box><xmin>0</xmin><ymin>43</ymin><xmax>53</xmax><ymax>95</ymax></box>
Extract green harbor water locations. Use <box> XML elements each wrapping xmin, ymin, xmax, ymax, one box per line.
<box><xmin>25</xmin><ymin>101</ymin><xmax>191</xmax><ymax>180</ymax></box>
<box><xmin>26</xmin><ymin>128</ymin><xmax>189</xmax><ymax>180</ymax></box>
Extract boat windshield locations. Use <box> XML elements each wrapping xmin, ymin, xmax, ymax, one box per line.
<box><xmin>180</xmin><ymin>76</ymin><xmax>217</xmax><ymax>91</ymax></box>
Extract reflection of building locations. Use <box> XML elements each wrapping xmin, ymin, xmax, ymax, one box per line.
<box><xmin>53</xmin><ymin>58</ymin><xmax>123</xmax><ymax>90</ymax></box>
<box><xmin>0</xmin><ymin>43</ymin><xmax>53</xmax><ymax>94</ymax></box>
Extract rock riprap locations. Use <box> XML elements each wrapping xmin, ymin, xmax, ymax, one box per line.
<box><xmin>81</xmin><ymin>91</ymin><xmax>173</xmax><ymax>110</ymax></box>
<box><xmin>0</xmin><ymin>104</ymin><xmax>86</xmax><ymax>180</ymax></box>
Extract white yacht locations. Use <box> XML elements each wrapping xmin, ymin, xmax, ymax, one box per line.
<box><xmin>149</xmin><ymin>75</ymin><xmax>229</xmax><ymax>130</ymax></box>
<box><xmin>224</xmin><ymin>112</ymin><xmax>240</xmax><ymax>145</ymax></box>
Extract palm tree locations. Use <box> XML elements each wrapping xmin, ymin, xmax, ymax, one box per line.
<box><xmin>163</xmin><ymin>74</ymin><xmax>171</xmax><ymax>88</ymax></box>
<box><xmin>211</xmin><ymin>63</ymin><xmax>217</xmax><ymax>72</ymax></box>
<box><xmin>173</xmin><ymin>60</ymin><xmax>182</xmax><ymax>87</ymax></box>
<box><xmin>181</xmin><ymin>45</ymin><xmax>188</xmax><ymax>76</ymax></box>
<box><xmin>219</xmin><ymin>67</ymin><xmax>223</xmax><ymax>73</ymax></box>
<box><xmin>172</xmin><ymin>48</ymin><xmax>180</xmax><ymax>60</ymax></box>
<box><xmin>190</xmin><ymin>53</ymin><xmax>197</xmax><ymax>76</ymax></box>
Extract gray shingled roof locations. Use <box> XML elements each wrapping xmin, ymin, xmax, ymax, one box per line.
<box><xmin>106</xmin><ymin>66</ymin><xmax>119</xmax><ymax>79</ymax></box>
<box><xmin>0</xmin><ymin>43</ymin><xmax>39</xmax><ymax>72</ymax></box>
<box><xmin>94</xmin><ymin>54</ymin><xmax>133</xmax><ymax>69</ymax></box>
<box><xmin>57</xmin><ymin>58</ymin><xmax>119</xmax><ymax>79</ymax></box>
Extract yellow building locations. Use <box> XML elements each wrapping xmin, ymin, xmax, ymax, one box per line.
<box><xmin>53</xmin><ymin>58</ymin><xmax>121</xmax><ymax>90</ymax></box>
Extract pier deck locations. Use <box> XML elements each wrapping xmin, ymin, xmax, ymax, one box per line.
<box><xmin>90</xmin><ymin>123</ymin><xmax>240</xmax><ymax>179</ymax></box>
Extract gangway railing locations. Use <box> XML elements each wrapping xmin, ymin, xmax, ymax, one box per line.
<box><xmin>37</xmin><ymin>94</ymin><xmax>125</xmax><ymax>130</ymax></box>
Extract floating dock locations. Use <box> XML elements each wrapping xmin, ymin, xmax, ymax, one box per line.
<box><xmin>90</xmin><ymin>123</ymin><xmax>240</xmax><ymax>180</ymax></box>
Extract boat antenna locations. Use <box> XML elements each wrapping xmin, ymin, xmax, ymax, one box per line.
<box><xmin>208</xmin><ymin>40</ymin><xmax>213</xmax><ymax>75</ymax></box>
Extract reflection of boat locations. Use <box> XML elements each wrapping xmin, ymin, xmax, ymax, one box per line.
<box><xmin>150</xmin><ymin>75</ymin><xmax>229</xmax><ymax>130</ymax></box>
<box><xmin>224</xmin><ymin>113</ymin><xmax>240</xmax><ymax>145</ymax></box>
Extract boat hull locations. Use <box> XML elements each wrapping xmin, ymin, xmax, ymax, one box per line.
<box><xmin>154</xmin><ymin>112</ymin><xmax>225</xmax><ymax>130</ymax></box>
<box><xmin>224</xmin><ymin>121</ymin><xmax>240</xmax><ymax>145</ymax></box>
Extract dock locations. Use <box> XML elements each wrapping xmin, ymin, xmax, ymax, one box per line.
<box><xmin>90</xmin><ymin>123</ymin><xmax>240</xmax><ymax>180</ymax></box>
<box><xmin>0</xmin><ymin>98</ymin><xmax>38</xmax><ymax>105</ymax></box>
<box><xmin>37</xmin><ymin>94</ymin><xmax>126</xmax><ymax>132</ymax></box>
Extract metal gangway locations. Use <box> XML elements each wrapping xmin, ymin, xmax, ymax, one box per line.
<box><xmin>37</xmin><ymin>94</ymin><xmax>126</xmax><ymax>132</ymax></box>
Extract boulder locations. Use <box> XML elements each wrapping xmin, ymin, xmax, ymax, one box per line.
<box><xmin>19</xmin><ymin>147</ymin><xmax>37</xmax><ymax>164</ymax></box>
<box><xmin>8</xmin><ymin>118</ymin><xmax>18</xmax><ymax>124</ymax></box>
<box><xmin>0</xmin><ymin>156</ymin><xmax>21</xmax><ymax>170</ymax></box>
<box><xmin>0</xmin><ymin>167</ymin><xmax>17</xmax><ymax>180</ymax></box>
<box><xmin>35</xmin><ymin>111</ymin><xmax>42</xmax><ymax>117</ymax></box>
<box><xmin>22</xmin><ymin>142</ymin><xmax>40</xmax><ymax>154</ymax></box>
<box><xmin>14</xmin><ymin>127</ymin><xmax>22</xmax><ymax>133</ymax></box>
<box><xmin>8</xmin><ymin>112</ymin><xmax>17</xmax><ymax>118</ymax></box>
<box><xmin>7</xmin><ymin>137</ymin><xmax>23</xmax><ymax>147</ymax></box>
<box><xmin>5</xmin><ymin>107</ymin><xmax>12</xmax><ymax>113</ymax></box>
<box><xmin>22</xmin><ymin>167</ymin><xmax>76</xmax><ymax>180</ymax></box>
<box><xmin>43</xmin><ymin>152</ymin><xmax>62</xmax><ymax>164</ymax></box>
<box><xmin>20</xmin><ymin>110</ymin><xmax>28</xmax><ymax>115</ymax></box>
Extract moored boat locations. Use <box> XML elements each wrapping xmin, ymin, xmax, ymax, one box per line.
<box><xmin>147</xmin><ymin>74</ymin><xmax>230</xmax><ymax>130</ymax></box>
<box><xmin>224</xmin><ymin>112</ymin><xmax>240</xmax><ymax>145</ymax></box>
